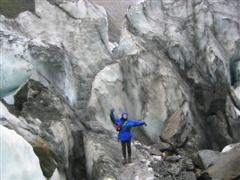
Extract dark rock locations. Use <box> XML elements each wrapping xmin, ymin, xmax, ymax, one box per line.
<box><xmin>0</xmin><ymin>0</ymin><xmax>35</xmax><ymax>18</ymax></box>
<box><xmin>206</xmin><ymin>111</ymin><xmax>234</xmax><ymax>150</ymax></box>
<box><xmin>150</xmin><ymin>159</ymin><xmax>184</xmax><ymax>178</ymax></box>
<box><xmin>229</xmin><ymin>88</ymin><xmax>240</xmax><ymax>111</ymax></box>
<box><xmin>165</xmin><ymin>155</ymin><xmax>183</xmax><ymax>162</ymax></box>
<box><xmin>148</xmin><ymin>142</ymin><xmax>173</xmax><ymax>156</ymax></box>
<box><xmin>197</xmin><ymin>172</ymin><xmax>212</xmax><ymax>180</ymax></box>
<box><xmin>12</xmin><ymin>79</ymin><xmax>86</xmax><ymax>179</ymax></box>
<box><xmin>200</xmin><ymin>148</ymin><xmax>240</xmax><ymax>180</ymax></box>
<box><xmin>193</xmin><ymin>150</ymin><xmax>221</xmax><ymax>169</ymax></box>
<box><xmin>160</xmin><ymin>110</ymin><xmax>192</xmax><ymax>148</ymax></box>
<box><xmin>148</xmin><ymin>147</ymin><xmax>163</xmax><ymax>156</ymax></box>
<box><xmin>177</xmin><ymin>171</ymin><xmax>196</xmax><ymax>180</ymax></box>
<box><xmin>167</xmin><ymin>162</ymin><xmax>182</xmax><ymax>175</ymax></box>
<box><xmin>33</xmin><ymin>142</ymin><xmax>57</xmax><ymax>178</ymax></box>
<box><xmin>92</xmin><ymin>156</ymin><xmax>118</xmax><ymax>180</ymax></box>
<box><xmin>226</xmin><ymin>94</ymin><xmax>240</xmax><ymax>141</ymax></box>
<box><xmin>84</xmin><ymin>132</ymin><xmax>120</xmax><ymax>180</ymax></box>
<box><xmin>158</xmin><ymin>175</ymin><xmax>174</xmax><ymax>180</ymax></box>
<box><xmin>182</xmin><ymin>158</ymin><xmax>195</xmax><ymax>171</ymax></box>
<box><xmin>151</xmin><ymin>142</ymin><xmax>174</xmax><ymax>152</ymax></box>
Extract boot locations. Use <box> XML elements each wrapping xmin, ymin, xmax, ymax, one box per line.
<box><xmin>128</xmin><ymin>157</ymin><xmax>132</xmax><ymax>163</ymax></box>
<box><xmin>122</xmin><ymin>158</ymin><xmax>127</xmax><ymax>165</ymax></box>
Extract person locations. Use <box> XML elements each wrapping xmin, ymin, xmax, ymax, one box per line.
<box><xmin>110</xmin><ymin>108</ymin><xmax>147</xmax><ymax>164</ymax></box>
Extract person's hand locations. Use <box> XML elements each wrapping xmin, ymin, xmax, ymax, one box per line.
<box><xmin>143</xmin><ymin>122</ymin><xmax>147</xmax><ymax>126</ymax></box>
<box><xmin>110</xmin><ymin>108</ymin><xmax>115</xmax><ymax>113</ymax></box>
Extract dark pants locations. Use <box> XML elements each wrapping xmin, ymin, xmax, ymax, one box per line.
<box><xmin>121</xmin><ymin>140</ymin><xmax>131</xmax><ymax>159</ymax></box>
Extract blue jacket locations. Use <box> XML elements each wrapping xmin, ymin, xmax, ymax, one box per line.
<box><xmin>110</xmin><ymin>111</ymin><xmax>145</xmax><ymax>141</ymax></box>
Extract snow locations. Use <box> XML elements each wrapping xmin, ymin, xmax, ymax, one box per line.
<box><xmin>235</xmin><ymin>107</ymin><xmax>240</xmax><ymax>116</ymax></box>
<box><xmin>152</xmin><ymin>155</ymin><xmax>163</xmax><ymax>161</ymax></box>
<box><xmin>2</xmin><ymin>91</ymin><xmax>15</xmax><ymax>105</ymax></box>
<box><xmin>49</xmin><ymin>169</ymin><xmax>66</xmax><ymax>180</ymax></box>
<box><xmin>222</xmin><ymin>143</ymin><xmax>240</xmax><ymax>153</ymax></box>
<box><xmin>234</xmin><ymin>86</ymin><xmax>240</xmax><ymax>116</ymax></box>
<box><xmin>0</xmin><ymin>102</ymin><xmax>22</xmax><ymax>127</ymax></box>
<box><xmin>0</xmin><ymin>125</ymin><xmax>44</xmax><ymax>180</ymax></box>
<box><xmin>234</xmin><ymin>86</ymin><xmax>240</xmax><ymax>99</ymax></box>
<box><xmin>0</xmin><ymin>102</ymin><xmax>38</xmax><ymax>139</ymax></box>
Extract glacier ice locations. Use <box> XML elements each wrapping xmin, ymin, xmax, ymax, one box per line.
<box><xmin>0</xmin><ymin>46</ymin><xmax>32</xmax><ymax>98</ymax></box>
<box><xmin>0</xmin><ymin>125</ymin><xmax>44</xmax><ymax>180</ymax></box>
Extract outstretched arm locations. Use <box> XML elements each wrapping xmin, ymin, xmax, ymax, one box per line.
<box><xmin>110</xmin><ymin>109</ymin><xmax>120</xmax><ymax>125</ymax></box>
<box><xmin>127</xmin><ymin>119</ymin><xmax>146</xmax><ymax>127</ymax></box>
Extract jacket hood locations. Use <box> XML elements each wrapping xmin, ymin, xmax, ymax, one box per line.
<box><xmin>121</xmin><ymin>111</ymin><xmax>128</xmax><ymax>117</ymax></box>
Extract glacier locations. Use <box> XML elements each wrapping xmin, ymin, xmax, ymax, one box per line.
<box><xmin>0</xmin><ymin>125</ymin><xmax>44</xmax><ymax>180</ymax></box>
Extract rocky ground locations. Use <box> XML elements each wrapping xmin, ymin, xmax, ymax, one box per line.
<box><xmin>0</xmin><ymin>0</ymin><xmax>240</xmax><ymax>180</ymax></box>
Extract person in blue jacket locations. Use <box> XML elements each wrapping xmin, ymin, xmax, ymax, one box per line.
<box><xmin>110</xmin><ymin>108</ymin><xmax>147</xmax><ymax>164</ymax></box>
